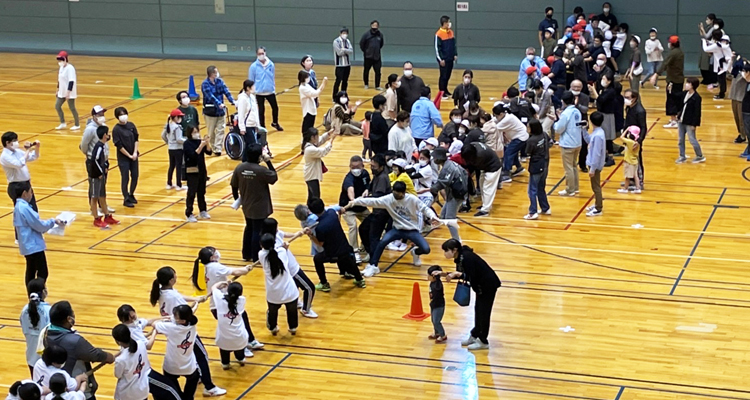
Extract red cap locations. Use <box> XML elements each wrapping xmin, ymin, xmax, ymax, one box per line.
<box><xmin>668</xmin><ymin>35</ymin><xmax>679</xmax><ymax>44</ymax></box>
<box><xmin>169</xmin><ymin>109</ymin><xmax>185</xmax><ymax>117</ymax></box>
<box><xmin>546</xmin><ymin>56</ymin><xmax>555</xmax><ymax>66</ymax></box>
<box><xmin>56</xmin><ymin>51</ymin><xmax>68</xmax><ymax>60</ymax></box>
<box><xmin>541</xmin><ymin>66</ymin><xmax>551</xmax><ymax>75</ymax></box>
<box><xmin>573</xmin><ymin>24</ymin><xmax>584</xmax><ymax>32</ymax></box>
<box><xmin>588</xmin><ymin>13</ymin><xmax>596</xmax><ymax>20</ymax></box>
<box><xmin>572</xmin><ymin>33</ymin><xmax>581</xmax><ymax>40</ymax></box>
<box><xmin>578</xmin><ymin>20</ymin><xmax>587</xmax><ymax>27</ymax></box>
<box><xmin>525</xmin><ymin>66</ymin><xmax>537</xmax><ymax>75</ymax></box>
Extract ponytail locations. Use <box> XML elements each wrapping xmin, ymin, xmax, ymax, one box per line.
<box><xmin>192</xmin><ymin>247</ymin><xmax>214</xmax><ymax>291</ymax></box>
<box><xmin>301</xmin><ymin>127</ymin><xmax>319</xmax><ymax>152</ymax></box>
<box><xmin>224</xmin><ymin>282</ymin><xmax>243</xmax><ymax>316</ymax></box>
<box><xmin>112</xmin><ymin>324</ymin><xmax>138</xmax><ymax>353</ymax></box>
<box><xmin>173</xmin><ymin>304</ymin><xmax>198</xmax><ymax>326</ymax></box>
<box><xmin>150</xmin><ymin>266</ymin><xmax>175</xmax><ymax>306</ymax></box>
<box><xmin>261</xmin><ymin>233</ymin><xmax>285</xmax><ymax>278</ymax></box>
<box><xmin>48</xmin><ymin>373</ymin><xmax>67</xmax><ymax>399</ymax></box>
<box><xmin>165</xmin><ymin>116</ymin><xmax>172</xmax><ymax>134</ymax></box>
<box><xmin>26</xmin><ymin>278</ymin><xmax>46</xmax><ymax>329</ymax></box>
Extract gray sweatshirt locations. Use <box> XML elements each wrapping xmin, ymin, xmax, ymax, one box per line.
<box><xmin>351</xmin><ymin>193</ymin><xmax>436</xmax><ymax>231</ymax></box>
<box><xmin>161</xmin><ymin>121</ymin><xmax>186</xmax><ymax>150</ymax></box>
<box><xmin>430</xmin><ymin>160</ymin><xmax>467</xmax><ymax>200</ymax></box>
<box><xmin>80</xmin><ymin>119</ymin><xmax>100</xmax><ymax>159</ymax></box>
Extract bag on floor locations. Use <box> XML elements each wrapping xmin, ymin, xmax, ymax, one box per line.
<box><xmin>224</xmin><ymin>132</ymin><xmax>246</xmax><ymax>161</ymax></box>
<box><xmin>453</xmin><ymin>280</ymin><xmax>471</xmax><ymax>307</ymax></box>
<box><xmin>322</xmin><ymin>107</ymin><xmax>334</xmax><ymax>131</ymax></box>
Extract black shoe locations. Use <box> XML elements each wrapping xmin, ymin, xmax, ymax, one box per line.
<box><xmin>123</xmin><ymin>201</ymin><xmax>135</xmax><ymax>208</ymax></box>
<box><xmin>473</xmin><ymin>210</ymin><xmax>489</xmax><ymax>217</ymax></box>
<box><xmin>214</xmin><ymin>152</ymin><xmax>221</xmax><ymax>157</ymax></box>
<box><xmin>271</xmin><ymin>123</ymin><xmax>284</xmax><ymax>132</ymax></box>
<box><xmin>129</xmin><ymin>195</ymin><xmax>138</xmax><ymax>204</ymax></box>
<box><xmin>459</xmin><ymin>205</ymin><xmax>471</xmax><ymax>213</ymax></box>
<box><xmin>734</xmin><ymin>135</ymin><xmax>746</xmax><ymax>144</ymax></box>
<box><xmin>511</xmin><ymin>167</ymin><xmax>525</xmax><ymax>177</ymax></box>
<box><xmin>580</xmin><ymin>167</ymin><xmax>589</xmax><ymax>173</ymax></box>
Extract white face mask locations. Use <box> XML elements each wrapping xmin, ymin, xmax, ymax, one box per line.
<box><xmin>464</xmin><ymin>78</ymin><xmax>471</xmax><ymax>85</ymax></box>
<box><xmin>215</xmin><ymin>71</ymin><xmax>220</xmax><ymax>79</ymax></box>
<box><xmin>193</xmin><ymin>133</ymin><xmax>201</xmax><ymax>140</ymax></box>
<box><xmin>447</xmin><ymin>22</ymin><xmax>452</xmax><ymax>29</ymax></box>
<box><xmin>603</xmin><ymin>7</ymin><xmax>610</xmax><ymax>13</ymax></box>
<box><xmin>340</xmin><ymin>97</ymin><xmax>348</xmax><ymax>104</ymax></box>
<box><xmin>571</xmin><ymin>90</ymin><xmax>581</xmax><ymax>96</ymax></box>
<box><xmin>574</xmin><ymin>48</ymin><xmax>581</xmax><ymax>55</ymax></box>
<box><xmin>470</xmin><ymin>110</ymin><xmax>479</xmax><ymax>116</ymax></box>
<box><xmin>596</xmin><ymin>59</ymin><xmax>606</xmax><ymax>67</ymax></box>
<box><xmin>527</xmin><ymin>54</ymin><xmax>535</xmax><ymax>60</ymax></box>
<box><xmin>419</xmin><ymin>160</ymin><xmax>428</xmax><ymax>167</ymax></box>
<box><xmin>713</xmin><ymin>24</ymin><xmax>720</xmax><ymax>30</ymax></box>
<box><xmin>11</xmin><ymin>141</ymin><xmax>20</xmax><ymax>150</ymax></box>
<box><xmin>214</xmin><ymin>250</ymin><xmax>221</xmax><ymax>261</ymax></box>
<box><xmin>386</xmin><ymin>160</ymin><xmax>394</xmax><ymax>167</ymax></box>
<box><xmin>305</xmin><ymin>78</ymin><xmax>311</xmax><ymax>85</ymax></box>
<box><xmin>118</xmin><ymin>114</ymin><xmax>129</xmax><ymax>123</ymax></box>
<box><xmin>458</xmin><ymin>127</ymin><xmax>466</xmax><ymax>134</ymax></box>
<box><xmin>351</xmin><ymin>168</ymin><xmax>362</xmax><ymax>177</ymax></box>
<box><xmin>566</xmin><ymin>43</ymin><xmax>575</xmax><ymax>50</ymax></box>
<box><xmin>258</xmin><ymin>55</ymin><xmax>266</xmax><ymax>62</ymax></box>
<box><xmin>624</xmin><ymin>98</ymin><xmax>633</xmax><ymax>106</ymax></box>
<box><xmin>600</xmin><ymin>79</ymin><xmax>609</xmax><ymax>87</ymax></box>
<box><xmin>96</xmin><ymin>116</ymin><xmax>106</xmax><ymax>125</ymax></box>
<box><xmin>394</xmin><ymin>81</ymin><xmax>402</xmax><ymax>88</ymax></box>
<box><xmin>686</xmin><ymin>84</ymin><xmax>693</xmax><ymax>91</ymax></box>
<box><xmin>58</xmin><ymin>61</ymin><xmax>64</xmax><ymax>67</ymax></box>
<box><xmin>452</xmin><ymin>117</ymin><xmax>462</xmax><ymax>124</ymax></box>
<box><xmin>341</xmin><ymin>34</ymin><xmax>348</xmax><ymax>40</ymax></box>
<box><xmin>181</xmin><ymin>97</ymin><xmax>190</xmax><ymax>106</ymax></box>
<box><xmin>403</xmin><ymin>70</ymin><xmax>413</xmax><ymax>77</ymax></box>
<box><xmin>630</xmin><ymin>42</ymin><xmax>637</xmax><ymax>48</ymax></box>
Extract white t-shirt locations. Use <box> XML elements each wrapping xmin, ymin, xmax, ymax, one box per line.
<box><xmin>299</xmin><ymin>84</ymin><xmax>321</xmax><ymax>116</ymax></box>
<box><xmin>126</xmin><ymin>318</ymin><xmax>148</xmax><ymax>343</ymax></box>
<box><xmin>32</xmin><ymin>360</ymin><xmax>77</xmax><ymax>391</ymax></box>
<box><xmin>204</xmin><ymin>262</ymin><xmax>232</xmax><ymax>310</ymax></box>
<box><xmin>275</xmin><ymin>230</ymin><xmax>300</xmax><ymax>276</ymax></box>
<box><xmin>57</xmin><ymin>64</ymin><xmax>77</xmax><ymax>99</ymax></box>
<box><xmin>414</xmin><ymin>163</ymin><xmax>434</xmax><ymax>191</ymax></box>
<box><xmin>113</xmin><ymin>342</ymin><xmax>151</xmax><ymax>400</ymax></box>
<box><xmin>495</xmin><ymin>113</ymin><xmax>529</xmax><ymax>142</ymax></box>
<box><xmin>158</xmin><ymin>289</ymin><xmax>187</xmax><ymax>317</ymax></box>
<box><xmin>258</xmin><ymin>248</ymin><xmax>300</xmax><ymax>304</ymax></box>
<box><xmin>153</xmin><ymin>321</ymin><xmax>198</xmax><ymax>376</ymax></box>
<box><xmin>6</xmin><ymin>380</ymin><xmax>42</xmax><ymax>400</ymax></box>
<box><xmin>613</xmin><ymin>32</ymin><xmax>627</xmax><ymax>51</ymax></box>
<box><xmin>212</xmin><ymin>288</ymin><xmax>249</xmax><ymax>351</ymax></box>
<box><xmin>45</xmin><ymin>392</ymin><xmax>85</xmax><ymax>400</ymax></box>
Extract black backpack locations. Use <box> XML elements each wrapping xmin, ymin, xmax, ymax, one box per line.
<box><xmin>449</xmin><ymin>166</ymin><xmax>469</xmax><ymax>198</ymax></box>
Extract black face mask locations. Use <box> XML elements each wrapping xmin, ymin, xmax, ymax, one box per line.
<box><xmin>547</xmin><ymin>14</ymin><xmax>553</xmax><ymax>19</ymax></box>
<box><xmin>371</xmin><ymin>28</ymin><xmax>378</xmax><ymax>33</ymax></box>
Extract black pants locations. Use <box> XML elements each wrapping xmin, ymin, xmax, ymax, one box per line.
<box><xmin>361</xmin><ymin>138</ymin><xmax>372</xmax><ymax>159</ymax></box>
<box><xmin>219</xmin><ymin>349</ymin><xmax>245</xmax><ymax>365</ymax></box>
<box><xmin>211</xmin><ymin>309</ymin><xmax>256</xmax><ymax>342</ymax></box>
<box><xmin>471</xmin><ymin>288</ymin><xmax>497</xmax><ymax>345</ymax></box>
<box><xmin>8</xmin><ymin>180</ymin><xmax>38</xmax><ymax>240</ymax></box>
<box><xmin>358</xmin><ymin>211</ymin><xmax>391</xmax><ymax>256</ymax></box>
<box><xmin>363</xmin><ymin>58</ymin><xmax>382</xmax><ymax>87</ymax></box>
<box><xmin>313</xmin><ymin>252</ymin><xmax>362</xmax><ymax>284</ymax></box>
<box><xmin>302</xmin><ymin>113</ymin><xmax>316</xmax><ymax>134</ymax></box>
<box><xmin>637</xmin><ymin>144</ymin><xmax>645</xmax><ymax>189</ymax></box>
<box><xmin>306</xmin><ymin>179</ymin><xmax>320</xmax><ymax>204</ymax></box>
<box><xmin>192</xmin><ymin>335</ymin><xmax>215</xmax><ymax>390</ymax></box>
<box><xmin>438</xmin><ymin>58</ymin><xmax>454</xmax><ymax>93</ymax></box>
<box><xmin>167</xmin><ymin>149</ymin><xmax>183</xmax><ymax>187</ymax></box>
<box><xmin>717</xmin><ymin>72</ymin><xmax>727</xmax><ymax>98</ymax></box>
<box><xmin>267</xmin><ymin>299</ymin><xmax>298</xmax><ymax>330</ymax></box>
<box><xmin>578</xmin><ymin>134</ymin><xmax>588</xmax><ymax>170</ymax></box>
<box><xmin>700</xmin><ymin>68</ymin><xmax>717</xmax><ymax>85</ymax></box>
<box><xmin>117</xmin><ymin>154</ymin><xmax>139</xmax><ymax>202</ymax></box>
<box><xmin>334</xmin><ymin>66</ymin><xmax>351</xmax><ymax>97</ymax></box>
<box><xmin>148</xmin><ymin>369</ymin><xmax>182</xmax><ymax>400</ymax></box>
<box><xmin>24</xmin><ymin>251</ymin><xmax>48</xmax><ymax>285</ymax></box>
<box><xmin>185</xmin><ymin>173</ymin><xmax>207</xmax><ymax>217</ymax></box>
<box><xmin>294</xmin><ymin>270</ymin><xmax>315</xmax><ymax>312</ymax></box>
<box><xmin>243</xmin><ymin>217</ymin><xmax>265</xmax><ymax>262</ymax></box>
<box><xmin>163</xmin><ymin>369</ymin><xmax>200</xmax><ymax>400</ymax></box>
<box><xmin>257</xmin><ymin>94</ymin><xmax>279</xmax><ymax>127</ymax></box>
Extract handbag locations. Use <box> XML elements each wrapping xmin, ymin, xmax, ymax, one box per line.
<box><xmin>321</xmin><ymin>160</ymin><xmax>328</xmax><ymax>174</ymax></box>
<box><xmin>633</xmin><ymin>63</ymin><xmax>644</xmax><ymax>76</ymax></box>
<box><xmin>453</xmin><ymin>280</ymin><xmax>471</xmax><ymax>307</ymax></box>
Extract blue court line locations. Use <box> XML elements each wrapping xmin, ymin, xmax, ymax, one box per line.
<box><xmin>546</xmin><ymin>176</ymin><xmax>565</xmax><ymax>195</ymax></box>
<box><xmin>235</xmin><ymin>352</ymin><xmax>291</xmax><ymax>400</ymax></box>
<box><xmin>669</xmin><ymin>188</ymin><xmax>727</xmax><ymax>295</ymax></box>
<box><xmin>614</xmin><ymin>386</ymin><xmax>625</xmax><ymax>400</ymax></box>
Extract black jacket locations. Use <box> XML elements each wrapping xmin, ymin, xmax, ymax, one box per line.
<box><xmin>525</xmin><ymin>133</ymin><xmax>550</xmax><ymax>174</ymax></box>
<box><xmin>438</xmin><ymin>121</ymin><xmax>459</xmax><ymax>142</ymax></box>
<box><xmin>677</xmin><ymin>91</ymin><xmax>702</xmax><ymax>127</ymax></box>
<box><xmin>397</xmin><ymin>75</ymin><xmax>426</xmax><ymax>112</ymax></box>
<box><xmin>463</xmin><ymin>128</ymin><xmax>485</xmax><ymax>146</ymax></box>
<box><xmin>452</xmin><ymin>83</ymin><xmax>481</xmax><ymax>107</ymax></box>
<box><xmin>596</xmin><ymin>86</ymin><xmax>618</xmax><ymax>114</ymax></box>
<box><xmin>369</xmin><ymin>111</ymin><xmax>390</xmax><ymax>155</ymax></box>
<box><xmin>183</xmin><ymin>138</ymin><xmax>212</xmax><ymax>175</ymax></box>
<box><xmin>625</xmin><ymin>102</ymin><xmax>648</xmax><ymax>143</ymax></box>
<box><xmin>574</xmin><ymin>93</ymin><xmax>590</xmax><ymax>121</ymax></box>
<box><xmin>455</xmin><ymin>246</ymin><xmax>501</xmax><ymax>295</ymax></box>
<box><xmin>359</xmin><ymin>29</ymin><xmax>384</xmax><ymax>60</ymax></box>
<box><xmin>509</xmin><ymin>97</ymin><xmax>536</xmax><ymax>124</ymax></box>
<box><xmin>462</xmin><ymin>142</ymin><xmax>501</xmax><ymax>173</ymax></box>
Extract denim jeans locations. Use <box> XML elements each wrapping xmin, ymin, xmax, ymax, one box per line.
<box><xmin>503</xmin><ymin>138</ymin><xmax>525</xmax><ymax>173</ymax></box>
<box><xmin>370</xmin><ymin>229</ymin><xmax>430</xmax><ymax>267</ymax></box>
<box><xmin>527</xmin><ymin>172</ymin><xmax>550</xmax><ymax>214</ymax></box>
<box><xmin>677</xmin><ymin>123</ymin><xmax>703</xmax><ymax>158</ymax></box>
<box><xmin>431</xmin><ymin>306</ymin><xmax>445</xmax><ymax>336</ymax></box>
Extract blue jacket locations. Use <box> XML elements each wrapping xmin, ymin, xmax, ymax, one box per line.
<box><xmin>554</xmin><ymin>105</ymin><xmax>583</xmax><ymax>148</ymax></box>
<box><xmin>248</xmin><ymin>60</ymin><xmax>276</xmax><ymax>94</ymax></box>
<box><xmin>201</xmin><ymin>77</ymin><xmax>235</xmax><ymax>116</ymax></box>
<box><xmin>410</xmin><ymin>97</ymin><xmax>443</xmax><ymax>140</ymax></box>
<box><xmin>585</xmin><ymin>127</ymin><xmax>607</xmax><ymax>171</ymax></box>
<box><xmin>14</xmin><ymin>198</ymin><xmax>55</xmax><ymax>256</ymax></box>
<box><xmin>518</xmin><ymin>56</ymin><xmax>547</xmax><ymax>91</ymax></box>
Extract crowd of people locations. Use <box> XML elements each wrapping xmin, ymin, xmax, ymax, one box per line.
<box><xmin>6</xmin><ymin>3</ymin><xmax>750</xmax><ymax>399</ymax></box>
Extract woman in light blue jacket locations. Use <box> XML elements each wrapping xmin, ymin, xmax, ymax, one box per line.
<box><xmin>249</xmin><ymin>47</ymin><xmax>284</xmax><ymax>132</ymax></box>
<box><xmin>20</xmin><ymin>278</ymin><xmax>50</xmax><ymax>376</ymax></box>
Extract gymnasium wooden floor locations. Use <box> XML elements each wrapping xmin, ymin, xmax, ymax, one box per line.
<box><xmin>1</xmin><ymin>53</ymin><xmax>750</xmax><ymax>400</ymax></box>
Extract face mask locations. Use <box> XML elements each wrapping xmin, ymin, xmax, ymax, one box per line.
<box><xmin>96</xmin><ymin>116</ymin><xmax>106</xmax><ymax>125</ymax></box>
<box><xmin>447</xmin><ymin>22</ymin><xmax>452</xmax><ymax>29</ymax></box>
<box><xmin>470</xmin><ymin>110</ymin><xmax>479</xmax><ymax>116</ymax></box>
<box><xmin>258</xmin><ymin>55</ymin><xmax>266</xmax><ymax>62</ymax></box>
<box><xmin>11</xmin><ymin>141</ymin><xmax>19</xmax><ymax>150</ymax></box>
<box><xmin>340</xmin><ymin>97</ymin><xmax>348</xmax><ymax>104</ymax></box>
<box><xmin>181</xmin><ymin>97</ymin><xmax>190</xmax><ymax>106</ymax></box>
<box><xmin>713</xmin><ymin>24</ymin><xmax>719</xmax><ymax>30</ymax></box>
<box><xmin>527</xmin><ymin>54</ymin><xmax>535</xmax><ymax>60</ymax></box>
<box><xmin>650</xmin><ymin>35</ymin><xmax>656</xmax><ymax>40</ymax></box>
<box><xmin>341</xmin><ymin>34</ymin><xmax>348</xmax><ymax>40</ymax></box>
<box><xmin>351</xmin><ymin>168</ymin><xmax>362</xmax><ymax>177</ymax></box>
<box><xmin>118</xmin><ymin>114</ymin><xmax>128</xmax><ymax>123</ymax></box>
<box><xmin>686</xmin><ymin>84</ymin><xmax>693</xmax><ymax>91</ymax></box>
<box><xmin>464</xmin><ymin>78</ymin><xmax>471</xmax><ymax>85</ymax></box>
<box><xmin>571</xmin><ymin>90</ymin><xmax>581</xmax><ymax>96</ymax></box>
<box><xmin>574</xmin><ymin>48</ymin><xmax>581</xmax><ymax>55</ymax></box>
<box><xmin>566</xmin><ymin>43</ymin><xmax>575</xmax><ymax>50</ymax></box>
<box><xmin>547</xmin><ymin>13</ymin><xmax>553</xmax><ymax>19</ymax></box>
<box><xmin>596</xmin><ymin>59</ymin><xmax>606</xmax><ymax>66</ymax></box>
<box><xmin>214</xmin><ymin>250</ymin><xmax>221</xmax><ymax>261</ymax></box>
<box><xmin>58</xmin><ymin>61</ymin><xmax>64</xmax><ymax>67</ymax></box>
<box><xmin>630</xmin><ymin>42</ymin><xmax>637</xmax><ymax>48</ymax></box>
<box><xmin>419</xmin><ymin>160</ymin><xmax>428</xmax><ymax>167</ymax></box>
<box><xmin>403</xmin><ymin>70</ymin><xmax>413</xmax><ymax>77</ymax></box>
<box><xmin>452</xmin><ymin>117</ymin><xmax>462</xmax><ymax>124</ymax></box>
<box><xmin>458</xmin><ymin>128</ymin><xmax>466</xmax><ymax>134</ymax></box>
<box><xmin>305</xmin><ymin>78</ymin><xmax>311</xmax><ymax>85</ymax></box>
<box><xmin>594</xmin><ymin>42</ymin><xmax>601</xmax><ymax>48</ymax></box>
<box><xmin>600</xmin><ymin>79</ymin><xmax>609</xmax><ymax>87</ymax></box>
<box><xmin>624</xmin><ymin>98</ymin><xmax>633</xmax><ymax>106</ymax></box>
<box><xmin>371</xmin><ymin>27</ymin><xmax>378</xmax><ymax>33</ymax></box>
<box><xmin>215</xmin><ymin>71</ymin><xmax>221</xmax><ymax>79</ymax></box>
<box><xmin>193</xmin><ymin>133</ymin><xmax>201</xmax><ymax>140</ymax></box>
<box><xmin>565</xmin><ymin>32</ymin><xmax>572</xmax><ymax>39</ymax></box>
<box><xmin>386</xmin><ymin>160</ymin><xmax>393</xmax><ymax>167</ymax></box>
<box><xmin>603</xmin><ymin>7</ymin><xmax>610</xmax><ymax>13</ymax></box>
<box><xmin>394</xmin><ymin>81</ymin><xmax>402</xmax><ymax>88</ymax></box>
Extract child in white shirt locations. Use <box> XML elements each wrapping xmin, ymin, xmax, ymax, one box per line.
<box><xmin>642</xmin><ymin>28</ymin><xmax>664</xmax><ymax>88</ymax></box>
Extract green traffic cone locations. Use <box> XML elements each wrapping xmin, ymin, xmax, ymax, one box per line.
<box><xmin>131</xmin><ymin>78</ymin><xmax>142</xmax><ymax>99</ymax></box>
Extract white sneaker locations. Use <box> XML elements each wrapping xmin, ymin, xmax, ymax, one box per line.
<box><xmin>386</xmin><ymin>242</ymin><xmax>401</xmax><ymax>251</ymax></box>
<box><xmin>586</xmin><ymin>209</ymin><xmax>603</xmax><ymax>217</ymax></box>
<box><xmin>289</xmin><ymin>328</ymin><xmax>297</xmax><ymax>335</ymax></box>
<box><xmin>461</xmin><ymin>336</ymin><xmax>477</xmax><ymax>346</ymax></box>
<box><xmin>398</xmin><ymin>243</ymin><xmax>408</xmax><ymax>251</ymax></box>
<box><xmin>203</xmin><ymin>387</ymin><xmax>227</xmax><ymax>397</ymax></box>
<box><xmin>467</xmin><ymin>341</ymin><xmax>490</xmax><ymax>351</ymax></box>
<box><xmin>411</xmin><ymin>249</ymin><xmax>421</xmax><ymax>266</ymax></box>
<box><xmin>542</xmin><ymin>209</ymin><xmax>552</xmax><ymax>215</ymax></box>
<box><xmin>107</xmin><ymin>206</ymin><xmax>116</xmax><ymax>213</ymax></box>
<box><xmin>297</xmin><ymin>298</ymin><xmax>304</xmax><ymax>309</ymax></box>
<box><xmin>301</xmin><ymin>309</ymin><xmax>318</xmax><ymax>318</ymax></box>
<box><xmin>14</xmin><ymin>239</ymin><xmax>18</xmax><ymax>245</ymax></box>
<box><xmin>165</xmin><ymin>184</ymin><xmax>173</xmax><ymax>190</ymax></box>
<box><xmin>221</xmin><ymin>363</ymin><xmax>231</xmax><ymax>370</ymax></box>
<box><xmin>617</xmin><ymin>188</ymin><xmax>630</xmax><ymax>194</ymax></box>
<box><xmin>523</xmin><ymin>213</ymin><xmax>539</xmax><ymax>220</ymax></box>
<box><xmin>375</xmin><ymin>87</ymin><xmax>383</xmax><ymax>91</ymax></box>
<box><xmin>270</xmin><ymin>326</ymin><xmax>280</xmax><ymax>336</ymax></box>
<box><xmin>177</xmin><ymin>186</ymin><xmax>187</xmax><ymax>191</ymax></box>
<box><xmin>558</xmin><ymin>189</ymin><xmax>575</xmax><ymax>196</ymax></box>
<box><xmin>244</xmin><ymin>348</ymin><xmax>254</xmax><ymax>358</ymax></box>
<box><xmin>663</xmin><ymin>121</ymin><xmax>678</xmax><ymax>129</ymax></box>
<box><xmin>361</xmin><ymin>264</ymin><xmax>380</xmax><ymax>277</ymax></box>
<box><xmin>187</xmin><ymin>215</ymin><xmax>198</xmax><ymax>223</ymax></box>
<box><xmin>633</xmin><ymin>189</ymin><xmax>642</xmax><ymax>194</ymax></box>
<box><xmin>248</xmin><ymin>339</ymin><xmax>264</xmax><ymax>349</ymax></box>
<box><xmin>69</xmin><ymin>125</ymin><xmax>81</xmax><ymax>131</ymax></box>
<box><xmin>355</xmin><ymin>253</ymin><xmax>362</xmax><ymax>263</ymax></box>
<box><xmin>364</xmin><ymin>85</ymin><xmax>370</xmax><ymax>89</ymax></box>
<box><xmin>199</xmin><ymin>211</ymin><xmax>211</xmax><ymax>219</ymax></box>
<box><xmin>54</xmin><ymin>123</ymin><xmax>67</xmax><ymax>130</ymax></box>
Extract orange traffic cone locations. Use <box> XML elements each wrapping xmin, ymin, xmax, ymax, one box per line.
<box><xmin>433</xmin><ymin>90</ymin><xmax>444</xmax><ymax>109</ymax></box>
<box><xmin>403</xmin><ymin>282</ymin><xmax>430</xmax><ymax>321</ymax></box>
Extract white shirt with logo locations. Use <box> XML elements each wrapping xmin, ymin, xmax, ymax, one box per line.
<box><xmin>153</xmin><ymin>321</ymin><xmax>198</xmax><ymax>376</ymax></box>
<box><xmin>212</xmin><ymin>288</ymin><xmax>249</xmax><ymax>351</ymax></box>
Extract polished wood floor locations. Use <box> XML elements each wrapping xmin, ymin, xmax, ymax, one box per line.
<box><xmin>1</xmin><ymin>53</ymin><xmax>750</xmax><ymax>399</ymax></box>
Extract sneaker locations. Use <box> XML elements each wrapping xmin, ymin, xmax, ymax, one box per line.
<box><xmin>511</xmin><ymin>167</ymin><xmax>526</xmax><ymax>177</ymax></box>
<box><xmin>633</xmin><ymin>189</ymin><xmax>642</xmax><ymax>194</ymax></box>
<box><xmin>675</xmin><ymin>157</ymin><xmax>687</xmax><ymax>164</ymax></box>
<box><xmin>442</xmin><ymin>95</ymin><xmax>451</xmax><ymax>100</ymax></box>
<box><xmin>343</xmin><ymin>272</ymin><xmax>355</xmax><ymax>279</ymax></box>
<box><xmin>435</xmin><ymin>335</ymin><xmax>447</xmax><ymax>343</ymax></box>
<box><xmin>354</xmin><ymin>279</ymin><xmax>366</xmax><ymax>288</ymax></box>
<box><xmin>93</xmin><ymin>218</ymin><xmax>109</xmax><ymax>229</ymax></box>
<box><xmin>663</xmin><ymin>121</ymin><xmax>678</xmax><ymax>129</ymax></box>
<box><xmin>222</xmin><ymin>364</ymin><xmax>231</xmax><ymax>370</ymax></box>
<box><xmin>315</xmin><ymin>282</ymin><xmax>331</xmax><ymax>292</ymax></box>
<box><xmin>375</xmin><ymin>87</ymin><xmax>383</xmax><ymax>91</ymax></box>
<box><xmin>289</xmin><ymin>328</ymin><xmax>297</xmax><ymax>335</ymax></box>
<box><xmin>271</xmin><ymin>123</ymin><xmax>284</xmax><ymax>132</ymax></box>
<box><xmin>428</xmin><ymin>334</ymin><xmax>438</xmax><ymax>340</ymax></box>
<box><xmin>362</xmin><ymin>264</ymin><xmax>380</xmax><ymax>277</ymax></box>
<box><xmin>300</xmin><ymin>309</ymin><xmax>318</xmax><ymax>318</ymax></box>
<box><xmin>165</xmin><ymin>184</ymin><xmax>173</xmax><ymax>190</ymax></box>
<box><xmin>473</xmin><ymin>210</ymin><xmax>489</xmax><ymax>217</ymax></box>
<box><xmin>707</xmin><ymin>84</ymin><xmax>716</xmax><ymax>90</ymax></box>
<box><xmin>467</xmin><ymin>341</ymin><xmax>490</xmax><ymax>351</ymax></box>
<box><xmin>364</xmin><ymin>85</ymin><xmax>369</xmax><ymax>89</ymax></box>
<box><xmin>692</xmin><ymin>156</ymin><xmax>706</xmax><ymax>164</ymax></box>
<box><xmin>248</xmin><ymin>340</ymin><xmax>264</xmax><ymax>350</ymax></box>
<box><xmin>386</xmin><ymin>242</ymin><xmax>401</xmax><ymax>251</ymax></box>
<box><xmin>54</xmin><ymin>123</ymin><xmax>67</xmax><ymax>130</ymax></box>
<box><xmin>363</xmin><ymin>158</ymin><xmax>371</xmax><ymax>163</ymax></box>
<box><xmin>187</xmin><ymin>215</ymin><xmax>198</xmax><ymax>223</ymax></box>
<box><xmin>297</xmin><ymin>298</ymin><xmax>304</xmax><ymax>309</ymax></box>
<box><xmin>558</xmin><ymin>189</ymin><xmax>575</xmax><ymax>196</ymax></box>
<box><xmin>214</xmin><ymin>152</ymin><xmax>222</xmax><ymax>157</ymax></box>
<box><xmin>70</xmin><ymin>125</ymin><xmax>80</xmax><ymax>131</ymax></box>
<box><xmin>355</xmin><ymin>253</ymin><xmax>362</xmax><ymax>263</ymax></box>
<box><xmin>270</xmin><ymin>326</ymin><xmax>280</xmax><ymax>336</ymax></box>
<box><xmin>397</xmin><ymin>243</ymin><xmax>407</xmax><ymax>251</ymax></box>
<box><xmin>739</xmin><ymin>152</ymin><xmax>750</xmax><ymax>158</ymax></box>
<box><xmin>523</xmin><ymin>213</ymin><xmax>539</xmax><ymax>220</ymax></box>
<box><xmin>103</xmin><ymin>215</ymin><xmax>120</xmax><ymax>225</ymax></box>
<box><xmin>411</xmin><ymin>248</ymin><xmax>421</xmax><ymax>266</ymax></box>
<box><xmin>542</xmin><ymin>209</ymin><xmax>551</xmax><ymax>215</ymax></box>
<box><xmin>586</xmin><ymin>205</ymin><xmax>596</xmax><ymax>212</ymax></box>
<box><xmin>360</xmin><ymin>253</ymin><xmax>370</xmax><ymax>263</ymax></box>
<box><xmin>244</xmin><ymin>348</ymin><xmax>254</xmax><ymax>358</ymax></box>
<box><xmin>519</xmin><ymin>157</ymin><xmax>528</xmax><ymax>163</ymax></box>
<box><xmin>501</xmin><ymin>175</ymin><xmax>512</xmax><ymax>183</ymax></box>
<box><xmin>459</xmin><ymin>204</ymin><xmax>471</xmax><ymax>213</ymax></box>
<box><xmin>129</xmin><ymin>195</ymin><xmax>138</xmax><ymax>204</ymax></box>
<box><xmin>734</xmin><ymin>135</ymin><xmax>746</xmax><ymax>144</ymax></box>
<box><xmin>713</xmin><ymin>95</ymin><xmax>724</xmax><ymax>100</ymax></box>
<box><xmin>203</xmin><ymin>387</ymin><xmax>227</xmax><ymax>397</ymax></box>
<box><xmin>586</xmin><ymin>208</ymin><xmax>603</xmax><ymax>217</ymax></box>
<box><xmin>617</xmin><ymin>188</ymin><xmax>630</xmax><ymax>194</ymax></box>
<box><xmin>176</xmin><ymin>186</ymin><xmax>187</xmax><ymax>191</ymax></box>
<box><xmin>461</xmin><ymin>336</ymin><xmax>477</xmax><ymax>346</ymax></box>
<box><xmin>107</xmin><ymin>206</ymin><xmax>116</xmax><ymax>213</ymax></box>
<box><xmin>654</xmin><ymin>85</ymin><xmax>660</xmax><ymax>90</ymax></box>
<box><xmin>199</xmin><ymin>211</ymin><xmax>211</xmax><ymax>219</ymax></box>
